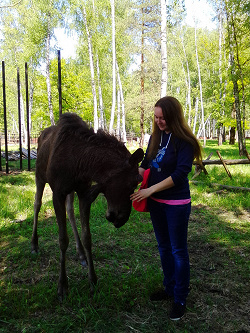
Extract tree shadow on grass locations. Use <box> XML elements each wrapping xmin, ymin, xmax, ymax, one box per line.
<box><xmin>187</xmin><ymin>204</ymin><xmax>249</xmax><ymax>332</ymax></box>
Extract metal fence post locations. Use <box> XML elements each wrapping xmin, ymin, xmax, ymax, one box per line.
<box><xmin>17</xmin><ymin>67</ymin><xmax>22</xmax><ymax>170</ymax></box>
<box><xmin>25</xmin><ymin>63</ymin><xmax>30</xmax><ymax>171</ymax></box>
<box><xmin>2</xmin><ymin>61</ymin><xmax>9</xmax><ymax>174</ymax></box>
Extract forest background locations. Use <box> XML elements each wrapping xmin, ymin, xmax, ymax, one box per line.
<box><xmin>0</xmin><ymin>0</ymin><xmax>249</xmax><ymax>156</ymax></box>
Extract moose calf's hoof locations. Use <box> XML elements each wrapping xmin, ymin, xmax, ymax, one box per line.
<box><xmin>57</xmin><ymin>284</ymin><xmax>69</xmax><ymax>302</ymax></box>
<box><xmin>31</xmin><ymin>245</ymin><xmax>39</xmax><ymax>254</ymax></box>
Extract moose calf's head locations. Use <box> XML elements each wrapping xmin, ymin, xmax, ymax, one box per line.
<box><xmin>104</xmin><ymin>148</ymin><xmax>144</xmax><ymax>228</ymax></box>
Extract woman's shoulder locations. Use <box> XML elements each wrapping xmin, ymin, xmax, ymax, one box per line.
<box><xmin>172</xmin><ymin>135</ymin><xmax>193</xmax><ymax>151</ymax></box>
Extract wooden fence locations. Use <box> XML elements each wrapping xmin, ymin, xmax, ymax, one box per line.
<box><xmin>1</xmin><ymin>51</ymin><xmax>62</xmax><ymax>173</ymax></box>
<box><xmin>192</xmin><ymin>150</ymin><xmax>250</xmax><ymax>191</ymax></box>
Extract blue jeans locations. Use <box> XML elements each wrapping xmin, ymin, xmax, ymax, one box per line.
<box><xmin>149</xmin><ymin>198</ymin><xmax>191</xmax><ymax>304</ymax></box>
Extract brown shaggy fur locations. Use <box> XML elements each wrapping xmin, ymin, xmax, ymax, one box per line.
<box><xmin>31</xmin><ymin>113</ymin><xmax>144</xmax><ymax>300</ymax></box>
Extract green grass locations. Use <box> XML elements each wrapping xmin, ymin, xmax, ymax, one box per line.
<box><xmin>0</xmin><ymin>140</ymin><xmax>249</xmax><ymax>332</ymax></box>
<box><xmin>189</xmin><ymin>139</ymin><xmax>250</xmax><ymax>212</ymax></box>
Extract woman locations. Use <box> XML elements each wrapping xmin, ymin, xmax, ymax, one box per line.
<box><xmin>131</xmin><ymin>96</ymin><xmax>202</xmax><ymax>321</ymax></box>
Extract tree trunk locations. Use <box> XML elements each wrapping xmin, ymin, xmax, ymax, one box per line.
<box><xmin>96</xmin><ymin>55</ymin><xmax>105</xmax><ymax>130</ymax></box>
<box><xmin>229</xmin><ymin>127</ymin><xmax>235</xmax><ymax>144</ymax></box>
<box><xmin>116</xmin><ymin>61</ymin><xmax>126</xmax><ymax>143</ymax></box>
<box><xmin>92</xmin><ymin>0</ymin><xmax>104</xmax><ymax>130</ymax></box>
<box><xmin>46</xmin><ymin>13</ymin><xmax>55</xmax><ymax>126</ymax></box>
<box><xmin>116</xmin><ymin>89</ymin><xmax>120</xmax><ymax>137</ymax></box>
<box><xmin>218</xmin><ymin>9</ymin><xmax>225</xmax><ymax>145</ymax></box>
<box><xmin>231</xmin><ymin>16</ymin><xmax>246</xmax><ymax>154</ymax></box>
<box><xmin>182</xmin><ymin>36</ymin><xmax>191</xmax><ymax>126</ymax></box>
<box><xmin>160</xmin><ymin>0</ymin><xmax>167</xmax><ymax>97</ymax></box>
<box><xmin>232</xmin><ymin>73</ymin><xmax>243</xmax><ymax>153</ymax></box>
<box><xmin>230</xmin><ymin>64</ymin><xmax>243</xmax><ymax>154</ymax></box>
<box><xmin>109</xmin><ymin>0</ymin><xmax>116</xmax><ymax>134</ymax></box>
<box><xmin>226</xmin><ymin>9</ymin><xmax>244</xmax><ymax>155</ymax></box>
<box><xmin>218</xmin><ymin>124</ymin><xmax>223</xmax><ymax>146</ymax></box>
<box><xmin>195</xmin><ymin>25</ymin><xmax>206</xmax><ymax>146</ymax></box>
<box><xmin>193</xmin><ymin>97</ymin><xmax>198</xmax><ymax>135</ymax></box>
<box><xmin>83</xmin><ymin>6</ymin><xmax>98</xmax><ymax>132</ymax></box>
<box><xmin>182</xmin><ymin>62</ymin><xmax>188</xmax><ymax>117</ymax></box>
<box><xmin>140</xmin><ymin>18</ymin><xmax>145</xmax><ymax>149</ymax></box>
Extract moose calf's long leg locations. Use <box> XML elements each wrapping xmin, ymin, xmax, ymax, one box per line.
<box><xmin>53</xmin><ymin>193</ymin><xmax>69</xmax><ymax>300</ymax></box>
<box><xmin>66</xmin><ymin>192</ymin><xmax>87</xmax><ymax>267</ymax></box>
<box><xmin>78</xmin><ymin>197</ymin><xmax>97</xmax><ymax>291</ymax></box>
<box><xmin>31</xmin><ymin>180</ymin><xmax>45</xmax><ymax>253</ymax></box>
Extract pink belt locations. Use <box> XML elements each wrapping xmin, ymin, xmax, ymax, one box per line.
<box><xmin>150</xmin><ymin>197</ymin><xmax>191</xmax><ymax>205</ymax></box>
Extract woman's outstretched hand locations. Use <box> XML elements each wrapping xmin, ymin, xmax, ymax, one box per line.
<box><xmin>130</xmin><ymin>188</ymin><xmax>153</xmax><ymax>202</ymax></box>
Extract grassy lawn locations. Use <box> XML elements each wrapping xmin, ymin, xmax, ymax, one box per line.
<box><xmin>0</xmin><ymin>140</ymin><xmax>249</xmax><ymax>332</ymax></box>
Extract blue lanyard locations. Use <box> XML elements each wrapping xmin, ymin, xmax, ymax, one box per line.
<box><xmin>152</xmin><ymin>133</ymin><xmax>172</xmax><ymax>171</ymax></box>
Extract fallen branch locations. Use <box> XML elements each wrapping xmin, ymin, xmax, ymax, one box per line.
<box><xmin>192</xmin><ymin>152</ymin><xmax>213</xmax><ymax>179</ymax></box>
<box><xmin>190</xmin><ymin>180</ymin><xmax>250</xmax><ymax>192</ymax></box>
<box><xmin>193</xmin><ymin>159</ymin><xmax>250</xmax><ymax>166</ymax></box>
<box><xmin>216</xmin><ymin>150</ymin><xmax>232</xmax><ymax>178</ymax></box>
<box><xmin>246</xmin><ymin>150</ymin><xmax>250</xmax><ymax>161</ymax></box>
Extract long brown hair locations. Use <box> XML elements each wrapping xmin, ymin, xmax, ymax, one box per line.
<box><xmin>147</xmin><ymin>96</ymin><xmax>202</xmax><ymax>162</ymax></box>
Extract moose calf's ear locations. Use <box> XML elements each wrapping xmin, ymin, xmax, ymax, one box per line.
<box><xmin>129</xmin><ymin>148</ymin><xmax>144</xmax><ymax>166</ymax></box>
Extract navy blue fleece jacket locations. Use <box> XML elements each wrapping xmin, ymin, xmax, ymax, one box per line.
<box><xmin>140</xmin><ymin>132</ymin><xmax>194</xmax><ymax>200</ymax></box>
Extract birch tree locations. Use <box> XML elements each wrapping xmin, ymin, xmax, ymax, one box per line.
<box><xmin>226</xmin><ymin>13</ymin><xmax>243</xmax><ymax>155</ymax></box>
<box><xmin>193</xmin><ymin>97</ymin><xmax>198</xmax><ymax>134</ymax></box>
<box><xmin>140</xmin><ymin>10</ymin><xmax>145</xmax><ymax>148</ymax></box>
<box><xmin>36</xmin><ymin>0</ymin><xmax>66</xmax><ymax>126</ymax></box>
<box><xmin>138</xmin><ymin>0</ymin><xmax>159</xmax><ymax>147</ymax></box>
<box><xmin>231</xmin><ymin>12</ymin><xmax>247</xmax><ymax>152</ymax></box>
<box><xmin>211</xmin><ymin>0</ymin><xmax>249</xmax><ymax>155</ymax></box>
<box><xmin>82</xmin><ymin>5</ymin><xmax>98</xmax><ymax>132</ymax></box>
<box><xmin>160</xmin><ymin>0</ymin><xmax>167</xmax><ymax>97</ymax></box>
<box><xmin>116</xmin><ymin>61</ymin><xmax>126</xmax><ymax>142</ymax></box>
<box><xmin>217</xmin><ymin>3</ymin><xmax>225</xmax><ymax>145</ymax></box>
<box><xmin>181</xmin><ymin>35</ymin><xmax>191</xmax><ymax>126</ymax></box>
<box><xmin>194</xmin><ymin>25</ymin><xmax>206</xmax><ymax>146</ymax></box>
<box><xmin>45</xmin><ymin>13</ymin><xmax>55</xmax><ymax>126</ymax></box>
<box><xmin>109</xmin><ymin>0</ymin><xmax>116</xmax><ymax>134</ymax></box>
<box><xmin>116</xmin><ymin>90</ymin><xmax>121</xmax><ymax>136</ymax></box>
<box><xmin>92</xmin><ymin>0</ymin><xmax>105</xmax><ymax>130</ymax></box>
<box><xmin>96</xmin><ymin>55</ymin><xmax>105</xmax><ymax>129</ymax></box>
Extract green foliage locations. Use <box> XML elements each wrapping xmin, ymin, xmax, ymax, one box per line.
<box><xmin>0</xmin><ymin>0</ymin><xmax>249</xmax><ymax>150</ymax></box>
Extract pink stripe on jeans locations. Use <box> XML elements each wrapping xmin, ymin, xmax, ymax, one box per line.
<box><xmin>150</xmin><ymin>197</ymin><xmax>191</xmax><ymax>205</ymax></box>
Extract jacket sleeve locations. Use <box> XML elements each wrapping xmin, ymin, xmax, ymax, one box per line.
<box><xmin>170</xmin><ymin>140</ymin><xmax>194</xmax><ymax>186</ymax></box>
<box><xmin>140</xmin><ymin>136</ymin><xmax>151</xmax><ymax>170</ymax></box>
